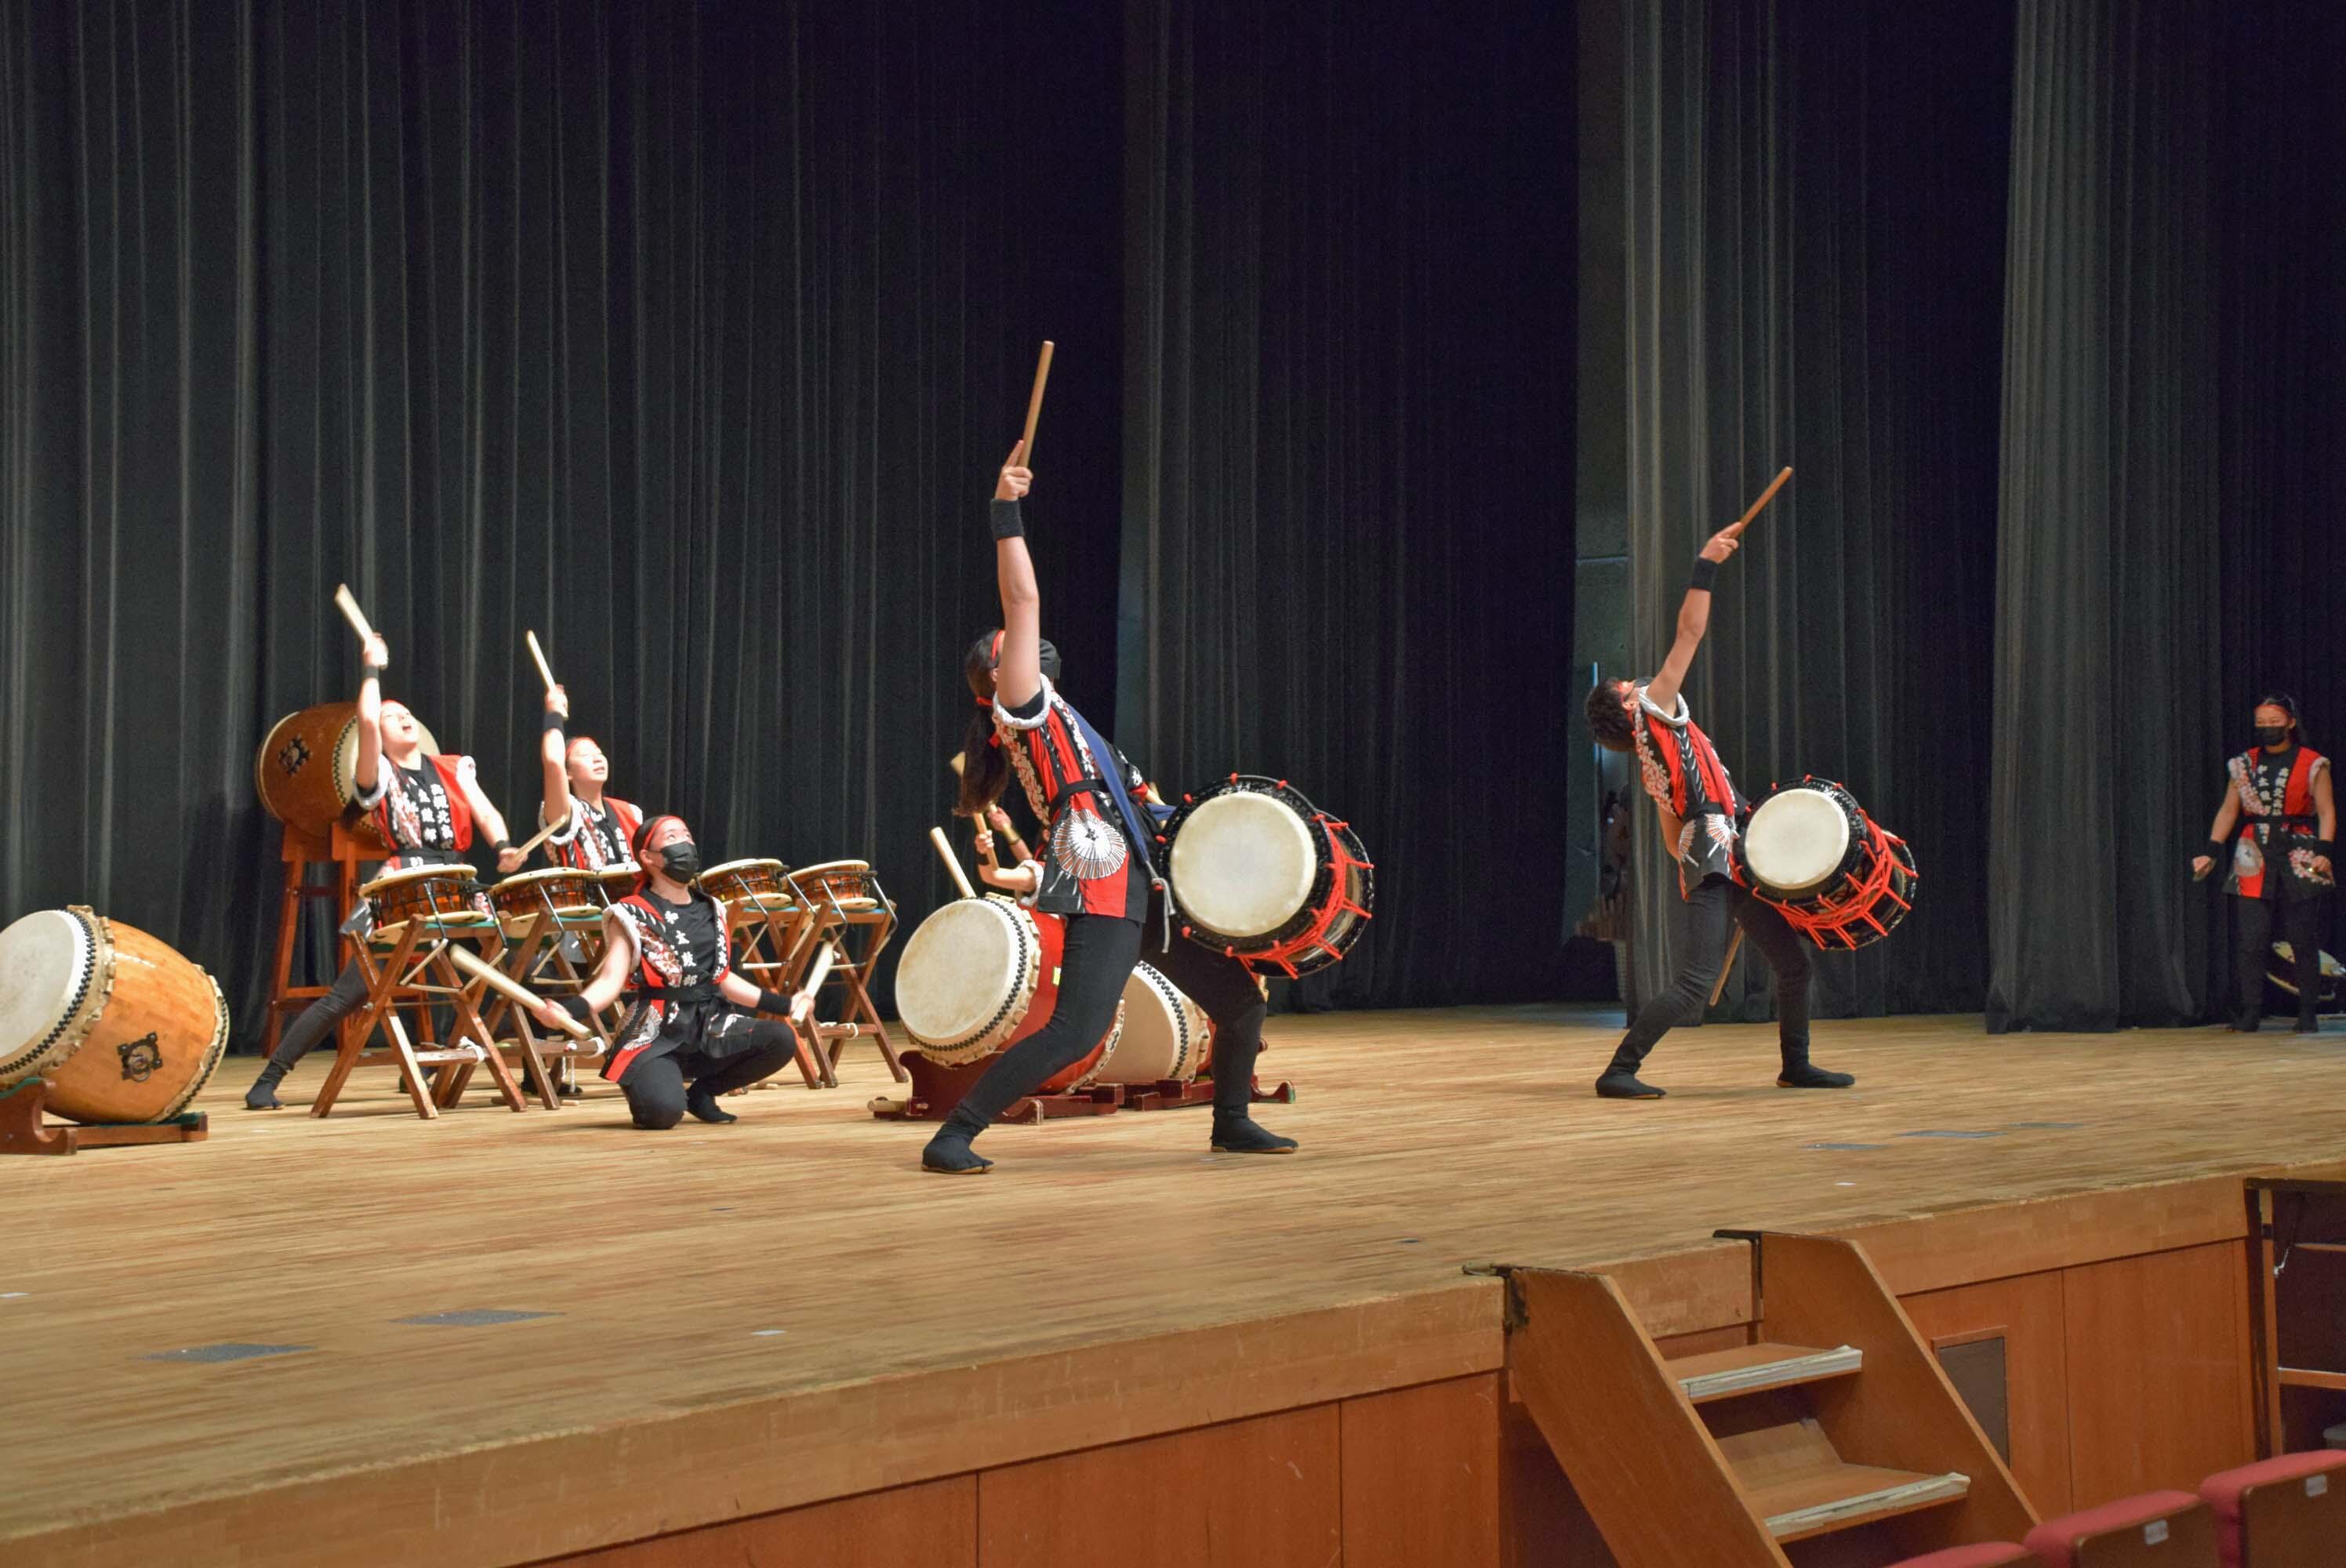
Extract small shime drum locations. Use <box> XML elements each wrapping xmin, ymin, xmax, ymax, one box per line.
<box><xmin>0</xmin><ymin>908</ymin><xmax>231</xmax><ymax>1124</ymax></box>
<box><xmin>695</xmin><ymin>858</ymin><xmax>795</xmax><ymax>920</ymax></box>
<box><xmin>488</xmin><ymin>868</ymin><xmax>607</xmax><ymax>935</ymax></box>
<box><xmin>1080</xmin><ymin>962</ymin><xmax>1212</xmax><ymax>1087</ymax></box>
<box><xmin>361</xmin><ymin>863</ymin><xmax>488</xmax><ymax>933</ymax></box>
<box><xmin>790</xmin><ymin>858</ymin><xmax>883</xmax><ymax>912</ymax></box>
<box><xmin>255</xmin><ymin>701</ymin><xmax>441</xmax><ymax>849</ymax></box>
<box><xmin>1736</xmin><ymin>778</ymin><xmax>1919</xmax><ymax>949</ymax></box>
<box><xmin>1160</xmin><ymin>776</ymin><xmax>1374</xmax><ymax>978</ymax></box>
<box><xmin>894</xmin><ymin>896</ymin><xmax>1119</xmax><ymax>1091</ymax></box>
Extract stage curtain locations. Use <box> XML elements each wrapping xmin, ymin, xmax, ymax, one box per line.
<box><xmin>0</xmin><ymin>0</ymin><xmax>1125</xmax><ymax>1043</ymax></box>
<box><xmin>1119</xmin><ymin>0</ymin><xmax>1578</xmax><ymax>1009</ymax></box>
<box><xmin>1618</xmin><ymin>0</ymin><xmax>2014</xmax><ymax>1022</ymax></box>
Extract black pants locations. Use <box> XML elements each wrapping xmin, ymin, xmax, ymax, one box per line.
<box><xmin>953</xmin><ymin>889</ymin><xmax>1269</xmax><ymax>1129</ymax></box>
<box><xmin>267</xmin><ymin>960</ymin><xmax>373</xmax><ymax>1069</ymax></box>
<box><xmin>2234</xmin><ymin>894</ymin><xmax>2326</xmax><ymax>1029</ymax></box>
<box><xmin>1608</xmin><ymin>875</ymin><xmax>1812</xmax><ymax>1073</ymax></box>
<box><xmin>619</xmin><ymin>1020</ymin><xmax>799</xmax><ymax>1129</ymax></box>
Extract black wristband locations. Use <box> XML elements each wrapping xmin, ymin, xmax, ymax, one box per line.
<box><xmin>756</xmin><ymin>987</ymin><xmax>794</xmax><ymax>1017</ymax></box>
<box><xmin>990</xmin><ymin>499</ymin><xmax>1026</xmax><ymax>539</ymax></box>
<box><xmin>1689</xmin><ymin>555</ymin><xmax>1720</xmax><ymax>592</ymax></box>
<box><xmin>543</xmin><ymin>710</ymin><xmax>566</xmax><ymax>735</ymax></box>
<box><xmin>493</xmin><ymin>838</ymin><xmax>514</xmax><ymax>855</ymax></box>
<box><xmin>2206</xmin><ymin>839</ymin><xmax>2229</xmax><ymax>865</ymax></box>
<box><xmin>2319</xmin><ymin>840</ymin><xmax>2337</xmax><ymax>858</ymax></box>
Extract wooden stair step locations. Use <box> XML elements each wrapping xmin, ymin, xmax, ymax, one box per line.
<box><xmin>1718</xmin><ymin>1417</ymin><xmax>1970</xmax><ymax>1543</ymax></box>
<box><xmin>1668</xmin><ymin>1341</ymin><xmax>1863</xmax><ymax>1403</ymax></box>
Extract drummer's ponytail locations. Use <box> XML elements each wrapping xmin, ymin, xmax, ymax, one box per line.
<box><xmin>957</xmin><ymin>636</ymin><xmax>1010</xmax><ymax>817</ymax></box>
<box><xmin>1585</xmin><ymin>678</ymin><xmax>1637</xmax><ymax>754</ymax></box>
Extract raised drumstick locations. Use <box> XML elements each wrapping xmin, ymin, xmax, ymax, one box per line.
<box><xmin>509</xmin><ymin>815</ymin><xmax>565</xmax><ymax>863</ymax></box>
<box><xmin>333</xmin><ymin>583</ymin><xmax>377</xmax><ymax>644</ymax></box>
<box><xmin>1728</xmin><ymin>466</ymin><xmax>1794</xmax><ymax>536</ymax></box>
<box><xmin>525</xmin><ymin>629</ymin><xmax>557</xmax><ymax>696</ymax></box>
<box><xmin>929</xmin><ymin>826</ymin><xmax>977</xmax><ymax>900</ymax></box>
<box><xmin>445</xmin><ymin>944</ymin><xmax>592</xmax><ymax>1040</ymax></box>
<box><xmin>1019</xmin><ymin>340</ymin><xmax>1055</xmax><ymax>466</ymax></box>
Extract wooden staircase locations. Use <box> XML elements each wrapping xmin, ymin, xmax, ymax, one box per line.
<box><xmin>1504</xmin><ymin>1232</ymin><xmax>2038</xmax><ymax>1565</ymax></box>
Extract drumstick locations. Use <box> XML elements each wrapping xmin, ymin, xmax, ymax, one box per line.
<box><xmin>929</xmin><ymin>826</ymin><xmax>977</xmax><ymax>900</ymax></box>
<box><xmin>1019</xmin><ymin>340</ymin><xmax>1055</xmax><ymax>465</ymax></box>
<box><xmin>1728</xmin><ymin>466</ymin><xmax>1794</xmax><ymax>536</ymax></box>
<box><xmin>803</xmin><ymin>940</ymin><xmax>837</xmax><ymax>1001</ymax></box>
<box><xmin>509</xmin><ymin>815</ymin><xmax>564</xmax><ymax>862</ymax></box>
<box><xmin>525</xmin><ymin>629</ymin><xmax>557</xmax><ymax>696</ymax></box>
<box><xmin>332</xmin><ymin>583</ymin><xmax>376</xmax><ymax>644</ymax></box>
<box><xmin>1709</xmin><ymin>928</ymin><xmax>1745</xmax><ymax>1007</ymax></box>
<box><xmin>445</xmin><ymin>944</ymin><xmax>592</xmax><ymax>1040</ymax></box>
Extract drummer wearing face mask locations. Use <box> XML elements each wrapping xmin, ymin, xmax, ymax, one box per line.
<box><xmin>245</xmin><ymin>633</ymin><xmax>526</xmax><ymax>1110</ymax></box>
<box><xmin>531</xmin><ymin>815</ymin><xmax>812</xmax><ymax>1129</ymax></box>
<box><xmin>2192</xmin><ymin>694</ymin><xmax>2337</xmax><ymax>1033</ymax></box>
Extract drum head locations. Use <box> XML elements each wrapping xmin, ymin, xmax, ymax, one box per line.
<box><xmin>1096</xmin><ymin>964</ymin><xmax>1202</xmax><ymax>1084</ymax></box>
<box><xmin>699</xmin><ymin>858</ymin><xmax>784</xmax><ymax>884</ymax></box>
<box><xmin>1170</xmin><ymin>792</ymin><xmax>1319</xmax><ymax>939</ymax></box>
<box><xmin>895</xmin><ymin>899</ymin><xmax>1035</xmax><ymax>1050</ymax></box>
<box><xmin>360</xmin><ymin>864</ymin><xmax>478</xmax><ymax>898</ymax></box>
<box><xmin>0</xmin><ymin>910</ymin><xmax>100</xmax><ymax>1086</ymax></box>
<box><xmin>1744</xmin><ymin>788</ymin><xmax>1852</xmax><ymax>895</ymax></box>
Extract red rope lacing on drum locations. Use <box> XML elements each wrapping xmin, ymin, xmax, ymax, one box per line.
<box><xmin>1772</xmin><ymin>813</ymin><xmax>1916</xmax><ymax>951</ymax></box>
<box><xmin>1225</xmin><ymin>786</ymin><xmax>1375</xmax><ymax>980</ymax></box>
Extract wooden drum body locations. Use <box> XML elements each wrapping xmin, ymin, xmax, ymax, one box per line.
<box><xmin>0</xmin><ymin>908</ymin><xmax>231</xmax><ymax>1124</ymax></box>
<box><xmin>488</xmin><ymin>869</ymin><xmax>605</xmax><ymax>935</ymax></box>
<box><xmin>1160</xmin><ymin>776</ymin><xmax>1374</xmax><ymax>978</ymax></box>
<box><xmin>893</xmin><ymin>897</ymin><xmax>1114</xmax><ymax>1091</ymax></box>
<box><xmin>361</xmin><ymin>864</ymin><xmax>485</xmax><ymax>932</ymax></box>
<box><xmin>255</xmin><ymin>702</ymin><xmax>441</xmax><ymax>850</ymax></box>
<box><xmin>696</xmin><ymin>858</ymin><xmax>797</xmax><ymax>924</ymax></box>
<box><xmin>790</xmin><ymin>858</ymin><xmax>882</xmax><ymax>911</ymax></box>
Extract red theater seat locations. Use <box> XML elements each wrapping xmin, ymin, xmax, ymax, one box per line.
<box><xmin>2022</xmin><ymin>1490</ymin><xmax>2217</xmax><ymax>1566</ymax></box>
<box><xmin>1885</xmin><ymin>1544</ymin><xmax>2035</xmax><ymax>1566</ymax></box>
<box><xmin>2199</xmin><ymin>1450</ymin><xmax>2346</xmax><ymax>1566</ymax></box>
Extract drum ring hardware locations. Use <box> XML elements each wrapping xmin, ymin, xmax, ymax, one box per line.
<box><xmin>117</xmin><ymin>1033</ymin><xmax>162</xmax><ymax>1082</ymax></box>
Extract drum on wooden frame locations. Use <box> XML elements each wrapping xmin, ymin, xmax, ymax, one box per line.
<box><xmin>1159</xmin><ymin>776</ymin><xmax>1373</xmax><ymax>978</ymax></box>
<box><xmin>254</xmin><ymin>702</ymin><xmax>442</xmax><ymax>850</ymax></box>
<box><xmin>0</xmin><ymin>908</ymin><xmax>231</xmax><ymax>1124</ymax></box>
<box><xmin>361</xmin><ymin>863</ymin><xmax>487</xmax><ymax>933</ymax></box>
<box><xmin>790</xmin><ymin>859</ymin><xmax>883</xmax><ymax>912</ymax></box>
<box><xmin>488</xmin><ymin>868</ymin><xmax>606</xmax><ymax>935</ymax></box>
<box><xmin>695</xmin><ymin>858</ymin><xmax>797</xmax><ymax>923</ymax></box>
<box><xmin>892</xmin><ymin>896</ymin><xmax>1117</xmax><ymax>1090</ymax></box>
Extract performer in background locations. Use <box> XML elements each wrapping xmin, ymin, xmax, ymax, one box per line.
<box><xmin>536</xmin><ymin>685</ymin><xmax>643</xmax><ymax>872</ymax></box>
<box><xmin>245</xmin><ymin>634</ymin><xmax>526</xmax><ymax>1109</ymax></box>
<box><xmin>531</xmin><ymin>815</ymin><xmax>811</xmax><ymax>1128</ymax></box>
<box><xmin>919</xmin><ymin>441</ymin><xmax>1295</xmax><ymax>1174</ymax></box>
<box><xmin>1582</xmin><ymin>524</ymin><xmax>1854</xmax><ymax>1099</ymax></box>
<box><xmin>2193</xmin><ymin>694</ymin><xmax>2336</xmax><ymax>1033</ymax></box>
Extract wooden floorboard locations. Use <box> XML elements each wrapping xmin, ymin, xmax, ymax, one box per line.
<box><xmin>5</xmin><ymin>1006</ymin><xmax>2343</xmax><ymax>1565</ymax></box>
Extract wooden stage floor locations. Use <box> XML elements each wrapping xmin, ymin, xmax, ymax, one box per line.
<box><xmin>9</xmin><ymin>1007</ymin><xmax>2344</xmax><ymax>1566</ymax></box>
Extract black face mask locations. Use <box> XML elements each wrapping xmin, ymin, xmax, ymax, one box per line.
<box><xmin>655</xmin><ymin>840</ymin><xmax>702</xmax><ymax>881</ymax></box>
<box><xmin>2257</xmin><ymin>726</ymin><xmax>2291</xmax><ymax>750</ymax></box>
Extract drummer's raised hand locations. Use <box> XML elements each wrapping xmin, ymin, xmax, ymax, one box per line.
<box><xmin>996</xmin><ymin>440</ymin><xmax>1032</xmax><ymax>502</ymax></box>
<box><xmin>361</xmin><ymin>632</ymin><xmax>390</xmax><ymax>671</ymax></box>
<box><xmin>1698</xmin><ymin>525</ymin><xmax>1745</xmax><ymax>564</ymax></box>
<box><xmin>546</xmin><ymin>684</ymin><xmax>570</xmax><ymax>722</ymax></box>
<box><xmin>972</xmin><ymin>826</ymin><xmax>999</xmax><ymax>863</ymax></box>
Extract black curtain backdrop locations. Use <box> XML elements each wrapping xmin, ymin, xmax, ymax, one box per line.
<box><xmin>2</xmin><ymin>0</ymin><xmax>1126</xmax><ymax>1044</ymax></box>
<box><xmin>1619</xmin><ymin>0</ymin><xmax>2012</xmax><ymax>1020</ymax></box>
<box><xmin>1118</xmin><ymin>0</ymin><xmax>1577</xmax><ymax>1009</ymax></box>
<box><xmin>1988</xmin><ymin>0</ymin><xmax>2346</xmax><ymax>1031</ymax></box>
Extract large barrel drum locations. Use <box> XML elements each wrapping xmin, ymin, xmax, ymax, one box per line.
<box><xmin>254</xmin><ymin>701</ymin><xmax>441</xmax><ymax>849</ymax></box>
<box><xmin>0</xmin><ymin>908</ymin><xmax>231</xmax><ymax>1123</ymax></box>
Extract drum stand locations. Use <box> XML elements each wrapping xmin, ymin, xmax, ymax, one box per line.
<box><xmin>720</xmin><ymin>891</ymin><xmax>833</xmax><ymax>1091</ymax></box>
<box><xmin>261</xmin><ymin>822</ymin><xmax>372</xmax><ymax>1062</ymax></box>
<box><xmin>786</xmin><ymin>869</ymin><xmax>908</xmax><ymax>1086</ymax></box>
<box><xmin>442</xmin><ymin>897</ymin><xmax>621</xmax><ymax>1109</ymax></box>
<box><xmin>0</xmin><ymin>1077</ymin><xmax>209</xmax><ymax>1156</ymax></box>
<box><xmin>307</xmin><ymin>910</ymin><xmax>530</xmax><ymax>1120</ymax></box>
<box><xmin>870</xmin><ymin>1061</ymin><xmax>1296</xmax><ymax>1123</ymax></box>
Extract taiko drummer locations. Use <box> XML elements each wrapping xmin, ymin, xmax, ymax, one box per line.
<box><xmin>244</xmin><ymin>633</ymin><xmax>527</xmax><ymax>1110</ymax></box>
<box><xmin>921</xmin><ymin>441</ymin><xmax>1295</xmax><ymax>1174</ymax></box>
<box><xmin>1582</xmin><ymin>514</ymin><xmax>1854</xmax><ymax>1100</ymax></box>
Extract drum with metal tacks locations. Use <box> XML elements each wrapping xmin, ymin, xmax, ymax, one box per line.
<box><xmin>0</xmin><ymin>908</ymin><xmax>231</xmax><ymax>1124</ymax></box>
<box><xmin>254</xmin><ymin>702</ymin><xmax>442</xmax><ymax>850</ymax></box>
<box><xmin>1158</xmin><ymin>776</ymin><xmax>1374</xmax><ymax>978</ymax></box>
<box><xmin>892</xmin><ymin>895</ymin><xmax>1116</xmax><ymax>1090</ymax></box>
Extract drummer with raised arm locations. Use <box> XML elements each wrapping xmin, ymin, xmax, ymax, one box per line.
<box><xmin>1581</xmin><ymin>484</ymin><xmax>1854</xmax><ymax>1100</ymax></box>
<box><xmin>535</xmin><ymin>684</ymin><xmax>644</xmax><ymax>875</ymax></box>
<box><xmin>244</xmin><ymin>631</ymin><xmax>527</xmax><ymax>1109</ymax></box>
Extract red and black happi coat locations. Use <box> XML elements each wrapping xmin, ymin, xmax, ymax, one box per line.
<box><xmin>2225</xmin><ymin>745</ymin><xmax>2335</xmax><ymax>902</ymax></box>
<box><xmin>994</xmin><ymin>675</ymin><xmax>1152</xmax><ymax>921</ymax></box>
<box><xmin>601</xmin><ymin>889</ymin><xmax>735</xmax><ymax>1082</ymax></box>
<box><xmin>543</xmin><ymin>795</ymin><xmax>645</xmax><ymax>872</ymax></box>
<box><xmin>1630</xmin><ymin>684</ymin><xmax>1747</xmax><ymax>899</ymax></box>
<box><xmin>355</xmin><ymin>754</ymin><xmax>477</xmax><ymax>869</ymax></box>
